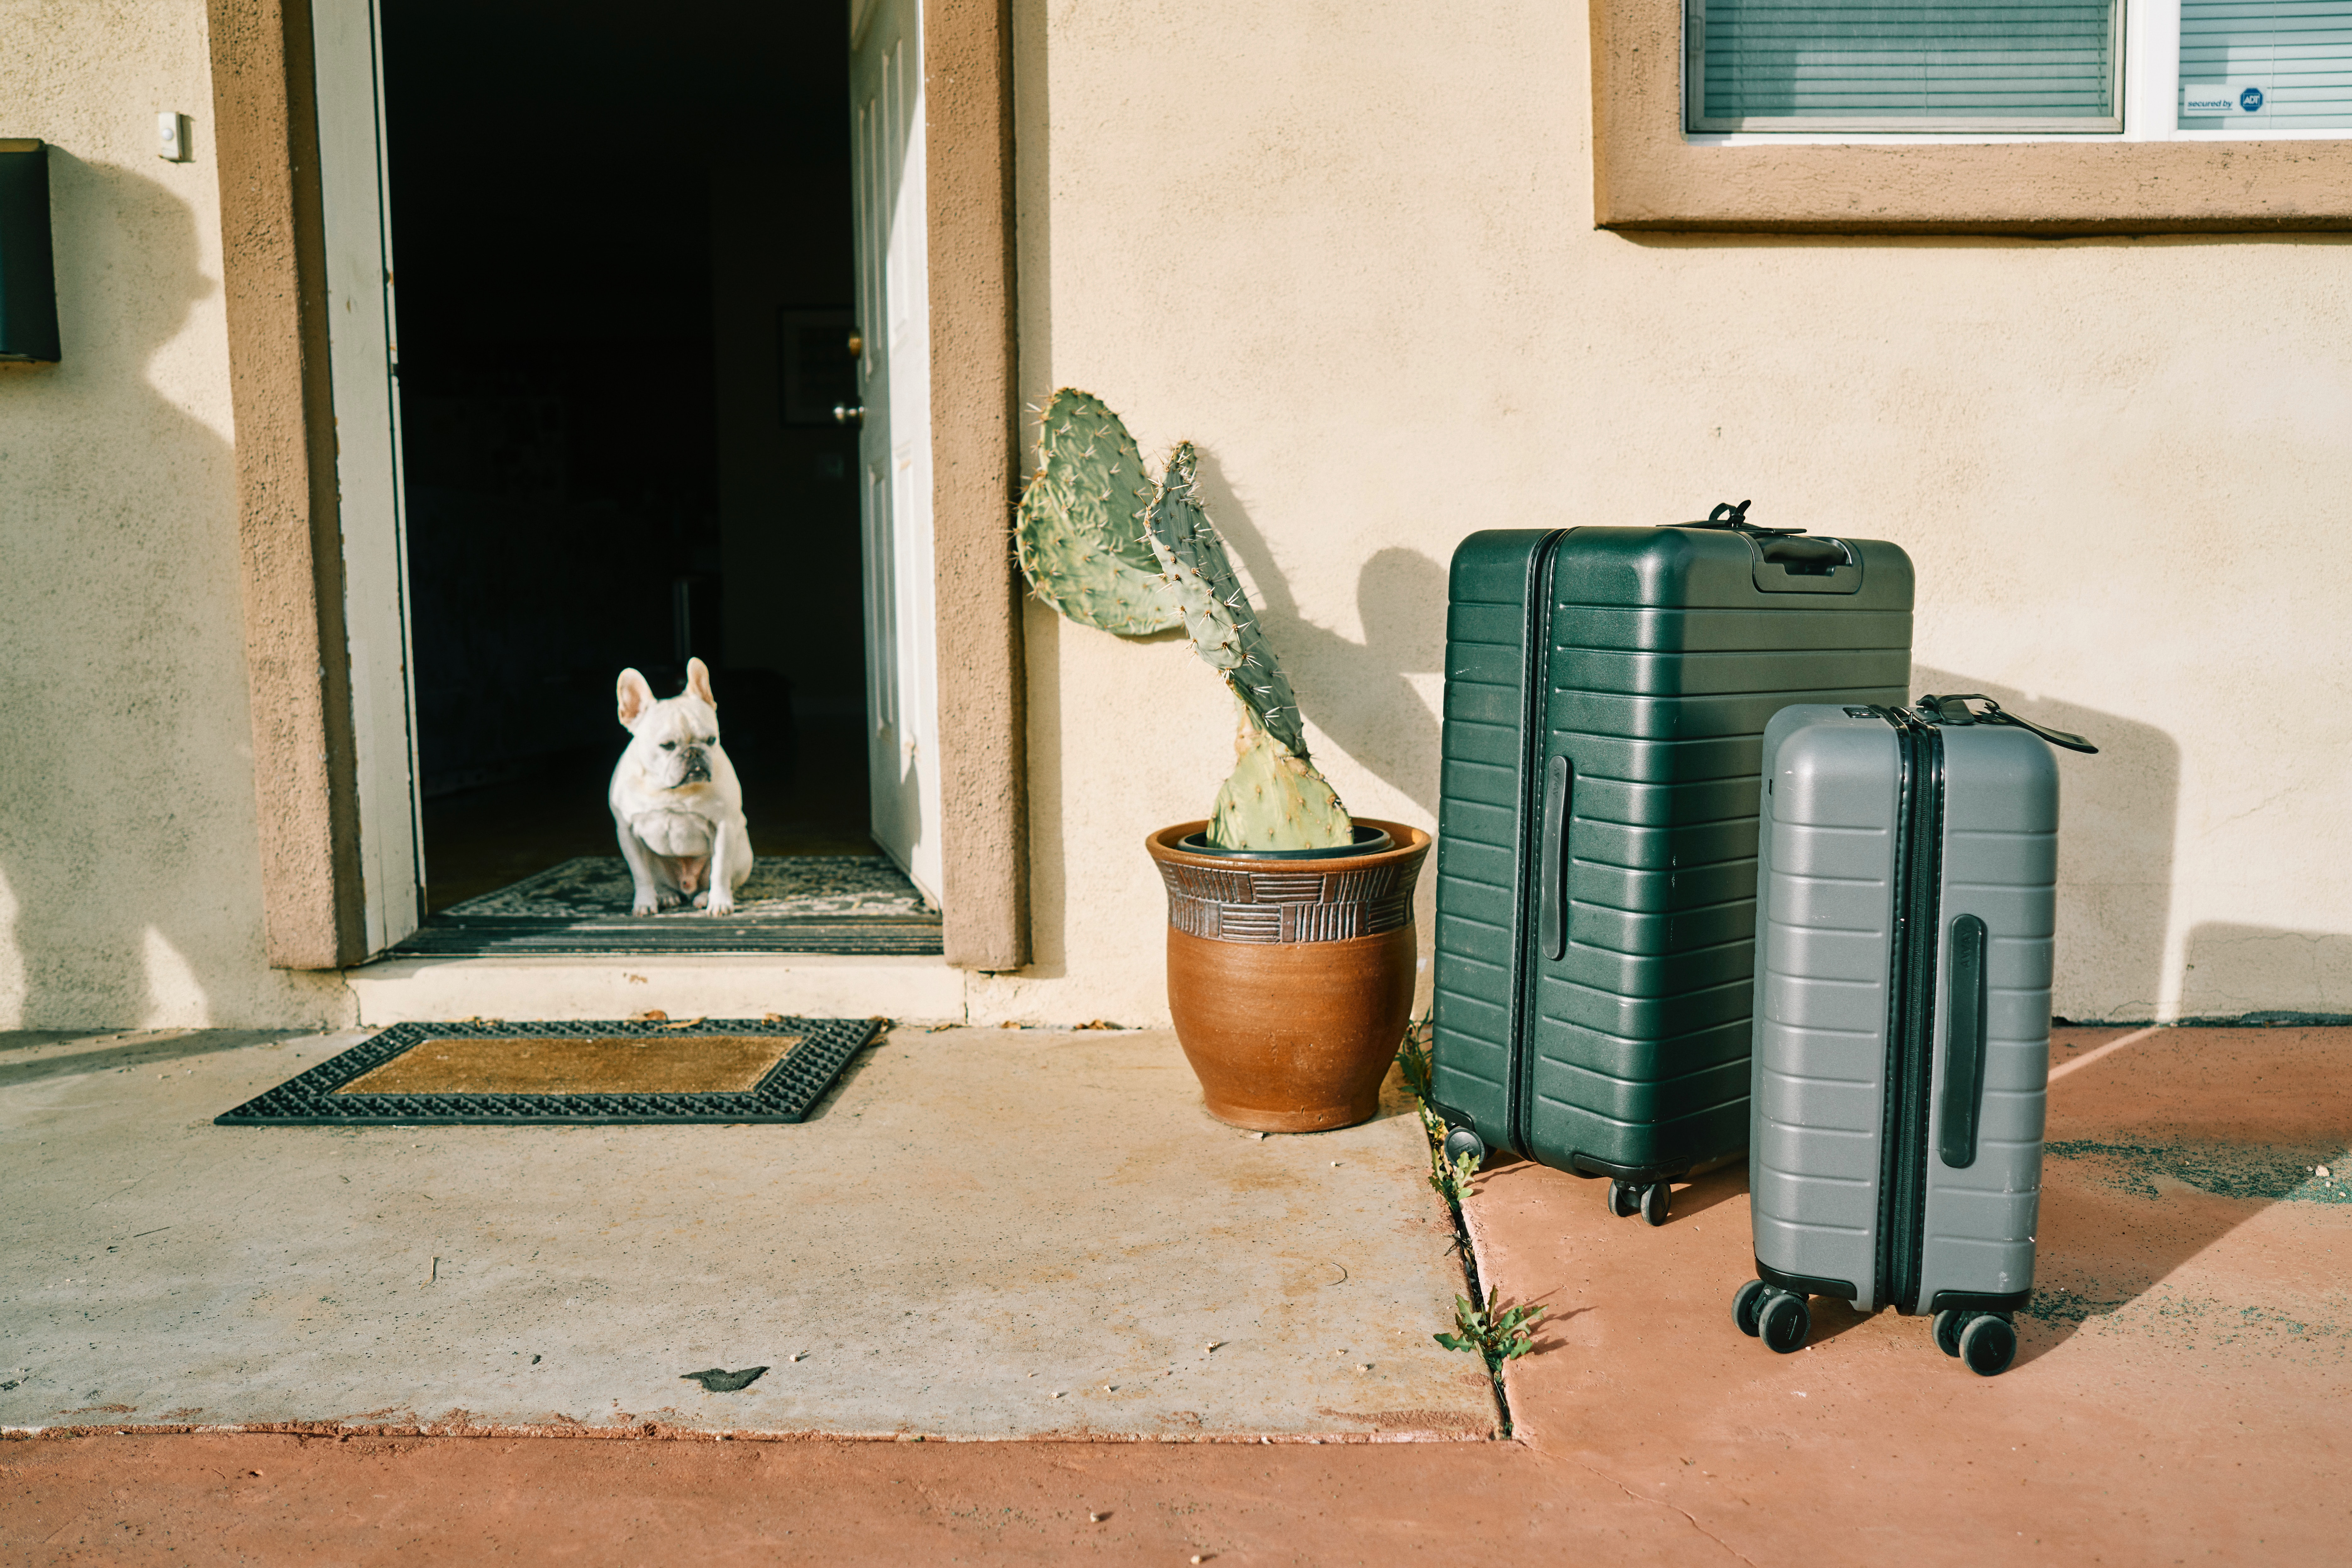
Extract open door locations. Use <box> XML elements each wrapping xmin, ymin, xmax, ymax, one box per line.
<box><xmin>851</xmin><ymin>0</ymin><xmax>944</xmax><ymax>906</ymax></box>
<box><xmin>313</xmin><ymin>0</ymin><xmax>424</xmax><ymax>956</ymax></box>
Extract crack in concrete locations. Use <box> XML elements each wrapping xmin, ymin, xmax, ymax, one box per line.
<box><xmin>1567</xmin><ymin>1456</ymin><xmax>1760</xmax><ymax>1567</ymax></box>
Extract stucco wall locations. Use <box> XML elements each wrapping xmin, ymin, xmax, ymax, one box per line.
<box><xmin>975</xmin><ymin>0</ymin><xmax>2352</xmax><ymax>1027</ymax></box>
<box><xmin>0</xmin><ymin>1</ymin><xmax>351</xmax><ymax>1029</ymax></box>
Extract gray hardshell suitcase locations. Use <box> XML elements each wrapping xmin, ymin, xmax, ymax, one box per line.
<box><xmin>1430</xmin><ymin>505</ymin><xmax>1914</xmax><ymax>1226</ymax></box>
<box><xmin>1734</xmin><ymin>695</ymin><xmax>2095</xmax><ymax>1375</ymax></box>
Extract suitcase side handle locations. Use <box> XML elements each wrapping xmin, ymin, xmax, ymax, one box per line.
<box><xmin>1939</xmin><ymin>914</ymin><xmax>1991</xmax><ymax>1169</ymax></box>
<box><xmin>1538</xmin><ymin>756</ymin><xmax>1573</xmax><ymax>962</ymax></box>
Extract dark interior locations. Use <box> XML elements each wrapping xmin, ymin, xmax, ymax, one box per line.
<box><xmin>380</xmin><ymin>0</ymin><xmax>871</xmax><ymax>911</ymax></box>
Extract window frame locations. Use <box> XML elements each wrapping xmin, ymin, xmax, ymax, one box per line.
<box><xmin>1589</xmin><ymin>0</ymin><xmax>2352</xmax><ymax>232</ymax></box>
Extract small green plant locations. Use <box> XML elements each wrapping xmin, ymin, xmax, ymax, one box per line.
<box><xmin>1419</xmin><ymin>1104</ymin><xmax>1478</xmax><ymax>1209</ymax></box>
<box><xmin>1398</xmin><ymin>1021</ymin><xmax>1476</xmax><ymax>1207</ymax></box>
<box><xmin>1434</xmin><ymin>1287</ymin><xmax>1546</xmax><ymax>1363</ymax></box>
<box><xmin>1395</xmin><ymin>1021</ymin><xmax>1434</xmax><ymax>1104</ymax></box>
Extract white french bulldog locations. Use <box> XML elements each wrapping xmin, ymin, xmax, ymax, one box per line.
<box><xmin>609</xmin><ymin>657</ymin><xmax>753</xmax><ymax>917</ymax></box>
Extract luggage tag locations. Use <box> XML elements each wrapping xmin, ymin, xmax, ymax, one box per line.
<box><xmin>1915</xmin><ymin>693</ymin><xmax>2099</xmax><ymax>754</ymax></box>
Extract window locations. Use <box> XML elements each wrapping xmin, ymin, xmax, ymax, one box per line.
<box><xmin>1684</xmin><ymin>0</ymin><xmax>2352</xmax><ymax>136</ymax></box>
<box><xmin>2178</xmin><ymin>0</ymin><xmax>2352</xmax><ymax>129</ymax></box>
<box><xmin>1690</xmin><ymin>0</ymin><xmax>2122</xmax><ymax>131</ymax></box>
<box><xmin>1588</xmin><ymin>0</ymin><xmax>2352</xmax><ymax>232</ymax></box>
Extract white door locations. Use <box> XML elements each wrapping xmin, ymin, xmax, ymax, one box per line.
<box><xmin>313</xmin><ymin>0</ymin><xmax>424</xmax><ymax>954</ymax></box>
<box><xmin>851</xmin><ymin>0</ymin><xmax>943</xmax><ymax>906</ymax></box>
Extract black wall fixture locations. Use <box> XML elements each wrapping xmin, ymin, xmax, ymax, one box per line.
<box><xmin>0</xmin><ymin>139</ymin><xmax>61</xmax><ymax>364</ymax></box>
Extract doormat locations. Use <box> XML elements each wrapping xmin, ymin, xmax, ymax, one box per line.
<box><xmin>213</xmin><ymin>1017</ymin><xmax>881</xmax><ymax>1126</ymax></box>
<box><xmin>393</xmin><ymin>856</ymin><xmax>943</xmax><ymax>956</ymax></box>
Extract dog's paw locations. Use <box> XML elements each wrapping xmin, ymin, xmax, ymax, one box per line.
<box><xmin>657</xmin><ymin>889</ymin><xmax>686</xmax><ymax>911</ymax></box>
<box><xmin>631</xmin><ymin>899</ymin><xmax>659</xmax><ymax>917</ymax></box>
<box><xmin>692</xmin><ymin>891</ymin><xmax>710</xmax><ymax>910</ymax></box>
<box><xmin>705</xmin><ymin>896</ymin><xmax>736</xmax><ymax>917</ymax></box>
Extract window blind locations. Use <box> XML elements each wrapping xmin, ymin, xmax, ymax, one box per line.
<box><xmin>1689</xmin><ymin>0</ymin><xmax>2119</xmax><ymax>128</ymax></box>
<box><xmin>2179</xmin><ymin>0</ymin><xmax>2352</xmax><ymax>127</ymax></box>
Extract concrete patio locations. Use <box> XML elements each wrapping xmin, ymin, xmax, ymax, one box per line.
<box><xmin>0</xmin><ymin>1026</ymin><xmax>1486</xmax><ymax>1441</ymax></box>
<box><xmin>4</xmin><ymin>1023</ymin><xmax>2347</xmax><ymax>1563</ymax></box>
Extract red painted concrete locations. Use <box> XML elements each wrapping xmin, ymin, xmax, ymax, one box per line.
<box><xmin>1472</xmin><ymin>1025</ymin><xmax>2351</xmax><ymax>1565</ymax></box>
<box><xmin>5</xmin><ymin>1027</ymin><xmax>2345</xmax><ymax>1564</ymax></box>
<box><xmin>2</xmin><ymin>1433</ymin><xmax>1689</xmax><ymax>1564</ymax></box>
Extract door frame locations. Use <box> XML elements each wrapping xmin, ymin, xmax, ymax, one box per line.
<box><xmin>205</xmin><ymin>0</ymin><xmax>1030</xmax><ymax>971</ymax></box>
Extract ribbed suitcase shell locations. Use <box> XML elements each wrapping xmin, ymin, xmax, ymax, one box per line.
<box><xmin>1750</xmin><ymin>705</ymin><xmax>2056</xmax><ymax>1314</ymax></box>
<box><xmin>1432</xmin><ymin>526</ymin><xmax>1914</xmax><ymax>1186</ymax></box>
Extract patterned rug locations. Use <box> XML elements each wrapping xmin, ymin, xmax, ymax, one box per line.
<box><xmin>214</xmin><ymin>1017</ymin><xmax>880</xmax><ymax>1125</ymax></box>
<box><xmin>394</xmin><ymin>856</ymin><xmax>942</xmax><ymax>956</ymax></box>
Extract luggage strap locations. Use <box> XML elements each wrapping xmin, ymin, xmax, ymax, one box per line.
<box><xmin>1916</xmin><ymin>693</ymin><xmax>2099</xmax><ymax>754</ymax></box>
<box><xmin>1674</xmin><ymin>499</ymin><xmax>1810</xmax><ymax>538</ymax></box>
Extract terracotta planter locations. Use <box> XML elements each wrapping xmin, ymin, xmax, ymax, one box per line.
<box><xmin>1145</xmin><ymin>819</ymin><xmax>1432</xmax><ymax>1133</ymax></box>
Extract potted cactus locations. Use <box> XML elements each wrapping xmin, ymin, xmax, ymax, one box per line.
<box><xmin>1016</xmin><ymin>390</ymin><xmax>1430</xmax><ymax>1132</ymax></box>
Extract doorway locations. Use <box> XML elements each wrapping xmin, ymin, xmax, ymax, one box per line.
<box><xmin>370</xmin><ymin>0</ymin><xmax>925</xmax><ymax>943</ymax></box>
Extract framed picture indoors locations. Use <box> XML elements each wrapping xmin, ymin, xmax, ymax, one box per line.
<box><xmin>776</xmin><ymin>306</ymin><xmax>858</xmax><ymax>427</ymax></box>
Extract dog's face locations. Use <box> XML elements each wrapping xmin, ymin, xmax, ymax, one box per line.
<box><xmin>616</xmin><ymin>658</ymin><xmax>726</xmax><ymax>792</ymax></box>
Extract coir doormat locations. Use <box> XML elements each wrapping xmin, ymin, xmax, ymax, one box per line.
<box><xmin>214</xmin><ymin>1017</ymin><xmax>880</xmax><ymax>1126</ymax></box>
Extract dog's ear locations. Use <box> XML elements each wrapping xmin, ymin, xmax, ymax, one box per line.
<box><xmin>686</xmin><ymin>656</ymin><xmax>717</xmax><ymax>708</ymax></box>
<box><xmin>617</xmin><ymin>668</ymin><xmax>656</xmax><ymax>726</ymax></box>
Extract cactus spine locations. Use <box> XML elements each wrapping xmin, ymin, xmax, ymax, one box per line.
<box><xmin>1013</xmin><ymin>389</ymin><xmax>1182</xmax><ymax>635</ymax></box>
<box><xmin>1146</xmin><ymin>442</ymin><xmax>1354</xmax><ymax>852</ymax></box>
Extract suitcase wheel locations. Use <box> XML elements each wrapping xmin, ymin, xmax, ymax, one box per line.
<box><xmin>1932</xmin><ymin>1308</ymin><xmax>1965</xmax><ymax>1358</ymax></box>
<box><xmin>1732</xmin><ymin>1279</ymin><xmax>1769</xmax><ymax>1338</ymax></box>
<box><xmin>1758</xmin><ymin>1290</ymin><xmax>1810</xmax><ymax>1355</ymax></box>
<box><xmin>1956</xmin><ymin>1313</ymin><xmax>2018</xmax><ymax>1377</ymax></box>
<box><xmin>1441</xmin><ymin>1127</ymin><xmax>1487</xmax><ymax>1171</ymax></box>
<box><xmin>1606</xmin><ymin>1179</ymin><xmax>1672</xmax><ymax>1223</ymax></box>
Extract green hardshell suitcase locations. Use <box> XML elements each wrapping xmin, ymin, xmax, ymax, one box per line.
<box><xmin>1429</xmin><ymin>505</ymin><xmax>1915</xmax><ymax>1225</ymax></box>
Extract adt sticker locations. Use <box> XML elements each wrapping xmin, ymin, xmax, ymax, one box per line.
<box><xmin>2182</xmin><ymin>81</ymin><xmax>2271</xmax><ymax>116</ymax></box>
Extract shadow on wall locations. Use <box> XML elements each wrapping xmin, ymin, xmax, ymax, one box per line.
<box><xmin>1911</xmin><ymin>667</ymin><xmax>2178</xmax><ymax>1023</ymax></box>
<box><xmin>0</xmin><ymin>154</ymin><xmax>297</xmax><ymax>1027</ymax></box>
<box><xmin>2180</xmin><ymin>923</ymin><xmax>2352</xmax><ymax>1022</ymax></box>
<box><xmin>1186</xmin><ymin>447</ymin><xmax>1447</xmax><ymax>819</ymax></box>
<box><xmin>1017</xmin><ymin>603</ymin><xmax>1069</xmax><ymax>979</ymax></box>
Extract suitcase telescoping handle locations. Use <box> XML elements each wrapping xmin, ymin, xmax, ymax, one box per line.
<box><xmin>1917</xmin><ymin>694</ymin><xmax>2099</xmax><ymax>754</ymax></box>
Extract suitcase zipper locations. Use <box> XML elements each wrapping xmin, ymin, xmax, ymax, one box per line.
<box><xmin>1872</xmin><ymin>706</ymin><xmax>1944</xmax><ymax>1314</ymax></box>
<box><xmin>1507</xmin><ymin>531</ymin><xmax>1568</xmax><ymax>1161</ymax></box>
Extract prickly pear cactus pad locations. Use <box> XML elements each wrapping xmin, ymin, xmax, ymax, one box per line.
<box><xmin>1012</xmin><ymin>389</ymin><xmax>1182</xmax><ymax>635</ymax></box>
<box><xmin>1210</xmin><ymin>699</ymin><xmax>1355</xmax><ymax>853</ymax></box>
<box><xmin>1144</xmin><ymin>443</ymin><xmax>1310</xmax><ymax>761</ymax></box>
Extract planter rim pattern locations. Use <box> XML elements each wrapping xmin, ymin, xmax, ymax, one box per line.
<box><xmin>1145</xmin><ymin>819</ymin><xmax>1431</xmax><ymax>946</ymax></box>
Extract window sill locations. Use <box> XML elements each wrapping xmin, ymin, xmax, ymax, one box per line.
<box><xmin>1594</xmin><ymin>0</ymin><xmax>2352</xmax><ymax>232</ymax></box>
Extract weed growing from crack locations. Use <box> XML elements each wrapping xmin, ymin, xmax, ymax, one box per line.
<box><xmin>1395</xmin><ymin>1017</ymin><xmax>1525</xmax><ymax>1436</ymax></box>
<box><xmin>1396</xmin><ymin>1022</ymin><xmax>1434</xmax><ymax>1104</ymax></box>
<box><xmin>1434</xmin><ymin>1286</ymin><xmax>1545</xmax><ymax>1364</ymax></box>
<box><xmin>1419</xmin><ymin>1104</ymin><xmax>1479</xmax><ymax>1209</ymax></box>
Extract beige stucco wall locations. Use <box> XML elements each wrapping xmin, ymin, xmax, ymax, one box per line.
<box><xmin>976</xmin><ymin>0</ymin><xmax>2352</xmax><ymax>1028</ymax></box>
<box><xmin>3</xmin><ymin>0</ymin><xmax>2344</xmax><ymax>1031</ymax></box>
<box><xmin>0</xmin><ymin>1</ymin><xmax>352</xmax><ymax>1029</ymax></box>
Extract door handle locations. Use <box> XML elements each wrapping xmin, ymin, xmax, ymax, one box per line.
<box><xmin>833</xmin><ymin>404</ymin><xmax>865</xmax><ymax>426</ymax></box>
<box><xmin>1538</xmin><ymin>755</ymin><xmax>1572</xmax><ymax>961</ymax></box>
